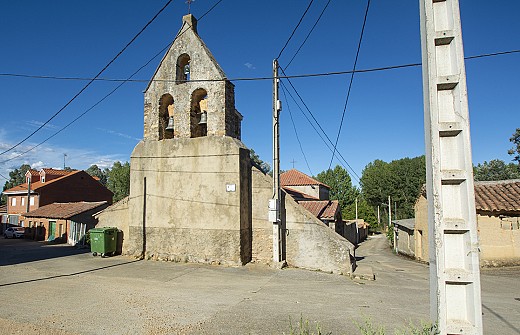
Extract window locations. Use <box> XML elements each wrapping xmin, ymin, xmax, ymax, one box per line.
<box><xmin>190</xmin><ymin>88</ymin><xmax>208</xmax><ymax>138</ymax></box>
<box><xmin>158</xmin><ymin>93</ymin><xmax>174</xmax><ymax>140</ymax></box>
<box><xmin>21</xmin><ymin>197</ymin><xmax>25</xmax><ymax>206</ymax></box>
<box><xmin>11</xmin><ymin>197</ymin><xmax>16</xmax><ymax>206</ymax></box>
<box><xmin>30</xmin><ymin>196</ymin><xmax>35</xmax><ymax>206</ymax></box>
<box><xmin>176</xmin><ymin>53</ymin><xmax>191</xmax><ymax>83</ymax></box>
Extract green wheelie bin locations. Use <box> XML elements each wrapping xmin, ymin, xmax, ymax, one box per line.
<box><xmin>89</xmin><ymin>227</ymin><xmax>118</xmax><ymax>257</ymax></box>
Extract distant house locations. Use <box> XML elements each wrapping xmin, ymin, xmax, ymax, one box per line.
<box><xmin>281</xmin><ymin>169</ymin><xmax>343</xmax><ymax>236</ymax></box>
<box><xmin>2</xmin><ymin>168</ymin><xmax>113</xmax><ymax>241</ymax></box>
<box><xmin>23</xmin><ymin>201</ymin><xmax>109</xmax><ymax>245</ymax></box>
<box><xmin>415</xmin><ymin>179</ymin><xmax>520</xmax><ymax>266</ymax></box>
<box><xmin>393</xmin><ymin>218</ymin><xmax>415</xmax><ymax>257</ymax></box>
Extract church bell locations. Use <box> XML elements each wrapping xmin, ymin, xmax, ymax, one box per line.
<box><xmin>165</xmin><ymin>116</ymin><xmax>175</xmax><ymax>131</ymax></box>
<box><xmin>198</xmin><ymin>111</ymin><xmax>207</xmax><ymax>125</ymax></box>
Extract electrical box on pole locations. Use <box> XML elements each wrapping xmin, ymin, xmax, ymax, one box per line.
<box><xmin>420</xmin><ymin>0</ymin><xmax>483</xmax><ymax>334</ymax></box>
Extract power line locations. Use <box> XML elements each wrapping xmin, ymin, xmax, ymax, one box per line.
<box><xmin>279</xmin><ymin>83</ymin><xmax>313</xmax><ymax>176</ymax></box>
<box><xmin>0</xmin><ymin>0</ymin><xmax>174</xmax><ymax>158</ymax></box>
<box><xmin>277</xmin><ymin>0</ymin><xmax>315</xmax><ymax>60</ymax></box>
<box><xmin>279</xmin><ymin>67</ymin><xmax>361</xmax><ymax>182</ymax></box>
<box><xmin>328</xmin><ymin>0</ymin><xmax>371</xmax><ymax>170</ymax></box>
<box><xmin>284</xmin><ymin>0</ymin><xmax>332</xmax><ymax>70</ymax></box>
<box><xmin>3</xmin><ymin>48</ymin><xmax>518</xmax><ymax>84</ymax></box>
<box><xmin>0</xmin><ymin>0</ymin><xmax>224</xmax><ymax>166</ymax></box>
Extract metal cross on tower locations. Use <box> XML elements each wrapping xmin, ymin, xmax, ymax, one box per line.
<box><xmin>186</xmin><ymin>0</ymin><xmax>194</xmax><ymax>14</ymax></box>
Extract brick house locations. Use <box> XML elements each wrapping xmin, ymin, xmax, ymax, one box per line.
<box><xmin>2</xmin><ymin>168</ymin><xmax>113</xmax><ymax>241</ymax></box>
<box><xmin>281</xmin><ymin>169</ymin><xmax>343</xmax><ymax>236</ymax></box>
<box><xmin>415</xmin><ymin>179</ymin><xmax>520</xmax><ymax>266</ymax></box>
<box><xmin>23</xmin><ymin>201</ymin><xmax>109</xmax><ymax>245</ymax></box>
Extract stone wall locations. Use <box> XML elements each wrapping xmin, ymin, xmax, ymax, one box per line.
<box><xmin>143</xmin><ymin>15</ymin><xmax>240</xmax><ymax>141</ymax></box>
<box><xmin>125</xmin><ymin>137</ymin><xmax>251</xmax><ymax>265</ymax></box>
<box><xmin>251</xmin><ymin>167</ymin><xmax>354</xmax><ymax>275</ymax></box>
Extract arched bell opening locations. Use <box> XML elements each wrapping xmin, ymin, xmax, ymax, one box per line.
<box><xmin>176</xmin><ymin>53</ymin><xmax>191</xmax><ymax>84</ymax></box>
<box><xmin>159</xmin><ymin>93</ymin><xmax>174</xmax><ymax>140</ymax></box>
<box><xmin>190</xmin><ymin>88</ymin><xmax>208</xmax><ymax>138</ymax></box>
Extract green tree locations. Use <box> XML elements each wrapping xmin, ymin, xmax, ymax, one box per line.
<box><xmin>86</xmin><ymin>164</ymin><xmax>108</xmax><ymax>186</ymax></box>
<box><xmin>360</xmin><ymin>156</ymin><xmax>426</xmax><ymax>220</ymax></box>
<box><xmin>473</xmin><ymin>159</ymin><xmax>520</xmax><ymax>181</ymax></box>
<box><xmin>343</xmin><ymin>197</ymin><xmax>378</xmax><ymax>230</ymax></box>
<box><xmin>107</xmin><ymin>161</ymin><xmax>130</xmax><ymax>202</ymax></box>
<box><xmin>250</xmin><ymin>148</ymin><xmax>271</xmax><ymax>175</ymax></box>
<box><xmin>315</xmin><ymin>165</ymin><xmax>359</xmax><ymax>210</ymax></box>
<box><xmin>508</xmin><ymin>128</ymin><xmax>520</xmax><ymax>164</ymax></box>
<box><xmin>2</xmin><ymin>164</ymin><xmax>32</xmax><ymax>205</ymax></box>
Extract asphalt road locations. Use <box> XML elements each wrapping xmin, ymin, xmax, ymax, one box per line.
<box><xmin>0</xmin><ymin>235</ymin><xmax>518</xmax><ymax>334</ymax></box>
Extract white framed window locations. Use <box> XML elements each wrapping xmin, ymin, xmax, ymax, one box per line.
<box><xmin>21</xmin><ymin>197</ymin><xmax>25</xmax><ymax>206</ymax></box>
<box><xmin>11</xmin><ymin>197</ymin><xmax>16</xmax><ymax>206</ymax></box>
<box><xmin>30</xmin><ymin>196</ymin><xmax>35</xmax><ymax>206</ymax></box>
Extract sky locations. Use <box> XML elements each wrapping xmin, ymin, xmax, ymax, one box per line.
<box><xmin>0</xmin><ymin>0</ymin><xmax>518</xmax><ymax>187</ymax></box>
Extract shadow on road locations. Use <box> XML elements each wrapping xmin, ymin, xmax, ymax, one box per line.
<box><xmin>482</xmin><ymin>303</ymin><xmax>520</xmax><ymax>334</ymax></box>
<box><xmin>0</xmin><ymin>238</ymin><xmax>90</xmax><ymax>266</ymax></box>
<box><xmin>0</xmin><ymin>259</ymin><xmax>142</xmax><ymax>287</ymax></box>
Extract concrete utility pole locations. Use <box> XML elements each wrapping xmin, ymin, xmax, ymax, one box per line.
<box><xmin>388</xmin><ymin>196</ymin><xmax>391</xmax><ymax>232</ymax></box>
<box><xmin>420</xmin><ymin>0</ymin><xmax>482</xmax><ymax>334</ymax></box>
<box><xmin>269</xmin><ymin>59</ymin><xmax>283</xmax><ymax>264</ymax></box>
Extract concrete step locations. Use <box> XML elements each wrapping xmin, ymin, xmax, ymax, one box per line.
<box><xmin>352</xmin><ymin>264</ymin><xmax>375</xmax><ymax>281</ymax></box>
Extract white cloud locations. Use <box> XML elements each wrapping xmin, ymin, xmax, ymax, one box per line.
<box><xmin>96</xmin><ymin>128</ymin><xmax>141</xmax><ymax>142</ymax></box>
<box><xmin>244</xmin><ymin>62</ymin><xmax>256</xmax><ymax>70</ymax></box>
<box><xmin>26</xmin><ymin>120</ymin><xmax>59</xmax><ymax>130</ymax></box>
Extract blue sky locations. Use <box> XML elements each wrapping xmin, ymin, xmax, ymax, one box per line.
<box><xmin>0</xmin><ymin>0</ymin><xmax>518</xmax><ymax>186</ymax></box>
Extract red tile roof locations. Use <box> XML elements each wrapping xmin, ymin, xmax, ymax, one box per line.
<box><xmin>41</xmin><ymin>168</ymin><xmax>73</xmax><ymax>177</ymax></box>
<box><xmin>26</xmin><ymin>169</ymin><xmax>40</xmax><ymax>176</ymax></box>
<box><xmin>474</xmin><ymin>179</ymin><xmax>520</xmax><ymax>213</ymax></box>
<box><xmin>299</xmin><ymin>200</ymin><xmax>339</xmax><ymax>220</ymax></box>
<box><xmin>280</xmin><ymin>169</ymin><xmax>329</xmax><ymax>188</ymax></box>
<box><xmin>3</xmin><ymin>170</ymin><xmax>81</xmax><ymax>194</ymax></box>
<box><xmin>24</xmin><ymin>201</ymin><xmax>108</xmax><ymax>219</ymax></box>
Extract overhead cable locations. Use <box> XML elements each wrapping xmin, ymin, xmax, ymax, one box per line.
<box><xmin>0</xmin><ymin>0</ymin><xmax>224</xmax><ymax>165</ymax></box>
<box><xmin>276</xmin><ymin>0</ymin><xmax>315</xmax><ymax>60</ymax></box>
<box><xmin>328</xmin><ymin>0</ymin><xmax>371</xmax><ymax>170</ymax></box>
<box><xmin>3</xmin><ymin>48</ymin><xmax>519</xmax><ymax>84</ymax></box>
<box><xmin>0</xmin><ymin>0</ymin><xmax>174</xmax><ymax>158</ymax></box>
<box><xmin>284</xmin><ymin>0</ymin><xmax>332</xmax><ymax>70</ymax></box>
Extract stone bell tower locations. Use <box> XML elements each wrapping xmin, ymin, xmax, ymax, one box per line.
<box><xmin>127</xmin><ymin>14</ymin><xmax>252</xmax><ymax>265</ymax></box>
<box><xmin>143</xmin><ymin>14</ymin><xmax>242</xmax><ymax>141</ymax></box>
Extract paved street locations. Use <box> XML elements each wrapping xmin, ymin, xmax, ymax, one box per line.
<box><xmin>0</xmin><ymin>235</ymin><xmax>518</xmax><ymax>334</ymax></box>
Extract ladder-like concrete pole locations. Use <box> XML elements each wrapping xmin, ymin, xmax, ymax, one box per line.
<box><xmin>420</xmin><ymin>0</ymin><xmax>482</xmax><ymax>334</ymax></box>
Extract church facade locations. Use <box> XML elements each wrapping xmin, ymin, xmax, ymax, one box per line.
<box><xmin>97</xmin><ymin>14</ymin><xmax>355</xmax><ymax>274</ymax></box>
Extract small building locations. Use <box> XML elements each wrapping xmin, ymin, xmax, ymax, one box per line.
<box><xmin>393</xmin><ymin>218</ymin><xmax>415</xmax><ymax>257</ymax></box>
<box><xmin>23</xmin><ymin>201</ymin><xmax>109</xmax><ymax>245</ymax></box>
<box><xmin>2</xmin><ymin>168</ymin><xmax>113</xmax><ymax>240</ymax></box>
<box><xmin>281</xmin><ymin>169</ymin><xmax>343</xmax><ymax>235</ymax></box>
<box><xmin>415</xmin><ymin>179</ymin><xmax>520</xmax><ymax>266</ymax></box>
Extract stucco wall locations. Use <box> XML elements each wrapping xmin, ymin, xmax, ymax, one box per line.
<box><xmin>396</xmin><ymin>228</ymin><xmax>415</xmax><ymax>257</ymax></box>
<box><xmin>414</xmin><ymin>195</ymin><xmax>429</xmax><ymax>262</ymax></box>
<box><xmin>125</xmin><ymin>137</ymin><xmax>251</xmax><ymax>265</ymax></box>
<box><xmin>414</xmin><ymin>194</ymin><xmax>520</xmax><ymax>265</ymax></box>
<box><xmin>96</xmin><ymin>197</ymin><xmax>130</xmax><ymax>252</ymax></box>
<box><xmin>478</xmin><ymin>214</ymin><xmax>520</xmax><ymax>266</ymax></box>
<box><xmin>251</xmin><ymin>168</ymin><xmax>354</xmax><ymax>274</ymax></box>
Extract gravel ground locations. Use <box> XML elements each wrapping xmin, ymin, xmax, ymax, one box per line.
<box><xmin>0</xmin><ymin>236</ymin><xmax>518</xmax><ymax>334</ymax></box>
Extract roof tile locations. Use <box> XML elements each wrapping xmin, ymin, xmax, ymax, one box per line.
<box><xmin>280</xmin><ymin>169</ymin><xmax>329</xmax><ymax>188</ymax></box>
